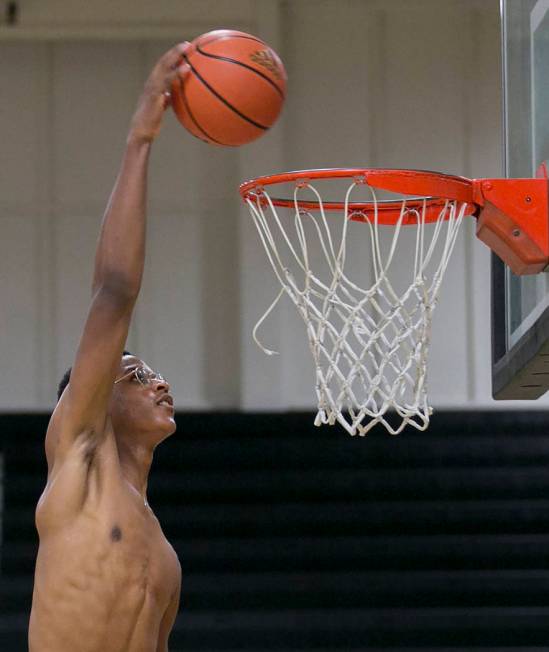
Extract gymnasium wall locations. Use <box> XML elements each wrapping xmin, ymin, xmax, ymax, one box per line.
<box><xmin>0</xmin><ymin>0</ymin><xmax>511</xmax><ymax>413</ymax></box>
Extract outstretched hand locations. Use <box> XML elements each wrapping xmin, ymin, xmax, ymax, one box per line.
<box><xmin>128</xmin><ymin>42</ymin><xmax>191</xmax><ymax>144</ymax></box>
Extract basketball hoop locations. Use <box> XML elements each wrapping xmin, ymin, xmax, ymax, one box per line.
<box><xmin>239</xmin><ymin>168</ymin><xmax>549</xmax><ymax>435</ymax></box>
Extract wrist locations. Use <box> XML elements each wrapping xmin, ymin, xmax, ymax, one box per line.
<box><xmin>126</xmin><ymin>129</ymin><xmax>154</xmax><ymax>145</ymax></box>
<box><xmin>126</xmin><ymin>130</ymin><xmax>155</xmax><ymax>148</ymax></box>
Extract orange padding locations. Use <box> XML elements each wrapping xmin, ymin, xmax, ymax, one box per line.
<box><xmin>474</xmin><ymin>177</ymin><xmax>549</xmax><ymax>275</ymax></box>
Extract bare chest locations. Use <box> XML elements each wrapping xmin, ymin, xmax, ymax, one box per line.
<box><xmin>31</xmin><ymin>434</ymin><xmax>181</xmax><ymax>651</ymax></box>
<box><xmin>85</xmin><ymin>501</ymin><xmax>178</xmax><ymax>603</ymax></box>
<box><xmin>36</xmin><ymin>478</ymin><xmax>180</xmax><ymax>612</ymax></box>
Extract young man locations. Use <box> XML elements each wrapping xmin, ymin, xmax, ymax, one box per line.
<box><xmin>28</xmin><ymin>43</ymin><xmax>190</xmax><ymax>652</ymax></box>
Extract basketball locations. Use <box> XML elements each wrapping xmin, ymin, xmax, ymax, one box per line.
<box><xmin>170</xmin><ymin>29</ymin><xmax>287</xmax><ymax>147</ymax></box>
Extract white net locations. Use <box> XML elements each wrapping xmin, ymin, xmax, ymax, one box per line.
<box><xmin>245</xmin><ymin>178</ymin><xmax>467</xmax><ymax>436</ymax></box>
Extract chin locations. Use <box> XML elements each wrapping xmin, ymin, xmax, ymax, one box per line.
<box><xmin>156</xmin><ymin>414</ymin><xmax>177</xmax><ymax>438</ymax></box>
<box><xmin>166</xmin><ymin>418</ymin><xmax>177</xmax><ymax>436</ymax></box>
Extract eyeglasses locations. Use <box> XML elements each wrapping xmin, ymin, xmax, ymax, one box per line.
<box><xmin>114</xmin><ymin>366</ymin><xmax>168</xmax><ymax>387</ymax></box>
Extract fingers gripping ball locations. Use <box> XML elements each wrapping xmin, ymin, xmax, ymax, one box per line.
<box><xmin>171</xmin><ymin>29</ymin><xmax>287</xmax><ymax>147</ymax></box>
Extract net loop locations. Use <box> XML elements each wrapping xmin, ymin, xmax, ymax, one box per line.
<box><xmin>246</xmin><ymin>176</ymin><xmax>466</xmax><ymax>436</ymax></box>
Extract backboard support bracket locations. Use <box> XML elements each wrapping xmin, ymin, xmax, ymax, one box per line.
<box><xmin>475</xmin><ymin>164</ymin><xmax>549</xmax><ymax>275</ymax></box>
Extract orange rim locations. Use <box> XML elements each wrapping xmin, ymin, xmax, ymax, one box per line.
<box><xmin>239</xmin><ymin>168</ymin><xmax>478</xmax><ymax>225</ymax></box>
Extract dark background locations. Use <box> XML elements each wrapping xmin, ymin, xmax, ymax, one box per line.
<box><xmin>2</xmin><ymin>411</ymin><xmax>549</xmax><ymax>651</ymax></box>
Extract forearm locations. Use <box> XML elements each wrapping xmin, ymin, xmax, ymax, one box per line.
<box><xmin>92</xmin><ymin>136</ymin><xmax>152</xmax><ymax>298</ymax></box>
<box><xmin>91</xmin><ymin>42</ymin><xmax>188</xmax><ymax>298</ymax></box>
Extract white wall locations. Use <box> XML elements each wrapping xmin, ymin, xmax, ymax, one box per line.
<box><xmin>0</xmin><ymin>0</ymin><xmax>505</xmax><ymax>412</ymax></box>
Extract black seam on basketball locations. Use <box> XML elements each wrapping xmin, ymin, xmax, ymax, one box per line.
<box><xmin>196</xmin><ymin>44</ymin><xmax>285</xmax><ymax>99</ymax></box>
<box><xmin>198</xmin><ymin>34</ymin><xmax>266</xmax><ymax>48</ymax></box>
<box><xmin>184</xmin><ymin>53</ymin><xmax>268</xmax><ymax>131</ymax></box>
<box><xmin>179</xmin><ymin>75</ymin><xmax>227</xmax><ymax>146</ymax></box>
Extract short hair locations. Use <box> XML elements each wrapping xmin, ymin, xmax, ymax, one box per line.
<box><xmin>57</xmin><ymin>350</ymin><xmax>134</xmax><ymax>401</ymax></box>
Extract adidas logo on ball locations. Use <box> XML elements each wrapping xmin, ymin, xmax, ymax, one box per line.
<box><xmin>250</xmin><ymin>50</ymin><xmax>283</xmax><ymax>80</ymax></box>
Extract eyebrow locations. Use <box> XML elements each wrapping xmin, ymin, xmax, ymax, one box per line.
<box><xmin>118</xmin><ymin>365</ymin><xmax>143</xmax><ymax>380</ymax></box>
<box><xmin>123</xmin><ymin>357</ymin><xmax>143</xmax><ymax>367</ymax></box>
<box><xmin>124</xmin><ymin>363</ymin><xmax>155</xmax><ymax>375</ymax></box>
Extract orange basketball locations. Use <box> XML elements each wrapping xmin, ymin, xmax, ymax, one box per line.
<box><xmin>171</xmin><ymin>29</ymin><xmax>287</xmax><ymax>147</ymax></box>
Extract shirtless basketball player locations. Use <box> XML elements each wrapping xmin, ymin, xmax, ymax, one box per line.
<box><xmin>28</xmin><ymin>43</ymin><xmax>191</xmax><ymax>652</ymax></box>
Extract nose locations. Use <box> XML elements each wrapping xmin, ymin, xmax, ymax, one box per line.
<box><xmin>153</xmin><ymin>377</ymin><xmax>170</xmax><ymax>392</ymax></box>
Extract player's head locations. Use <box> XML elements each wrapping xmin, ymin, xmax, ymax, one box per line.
<box><xmin>57</xmin><ymin>351</ymin><xmax>176</xmax><ymax>444</ymax></box>
<box><xmin>111</xmin><ymin>353</ymin><xmax>176</xmax><ymax>443</ymax></box>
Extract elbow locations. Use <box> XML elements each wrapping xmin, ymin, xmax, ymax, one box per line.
<box><xmin>93</xmin><ymin>276</ymin><xmax>140</xmax><ymax>304</ymax></box>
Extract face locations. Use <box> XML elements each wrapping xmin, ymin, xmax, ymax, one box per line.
<box><xmin>110</xmin><ymin>355</ymin><xmax>176</xmax><ymax>445</ymax></box>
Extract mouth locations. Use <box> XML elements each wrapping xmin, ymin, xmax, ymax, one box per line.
<box><xmin>156</xmin><ymin>394</ymin><xmax>174</xmax><ymax>410</ymax></box>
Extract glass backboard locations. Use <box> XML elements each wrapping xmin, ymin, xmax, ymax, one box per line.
<box><xmin>493</xmin><ymin>0</ymin><xmax>549</xmax><ymax>398</ymax></box>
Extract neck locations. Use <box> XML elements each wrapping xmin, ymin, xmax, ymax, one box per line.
<box><xmin>116</xmin><ymin>437</ymin><xmax>155</xmax><ymax>502</ymax></box>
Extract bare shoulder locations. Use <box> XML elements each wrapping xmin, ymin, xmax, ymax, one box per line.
<box><xmin>45</xmin><ymin>398</ymin><xmax>92</xmax><ymax>473</ymax></box>
<box><xmin>167</xmin><ymin>537</ymin><xmax>181</xmax><ymax>578</ymax></box>
<box><xmin>45</xmin><ymin>392</ymin><xmax>117</xmax><ymax>475</ymax></box>
<box><xmin>155</xmin><ymin>515</ymin><xmax>181</xmax><ymax>568</ymax></box>
<box><xmin>151</xmin><ymin>514</ymin><xmax>181</xmax><ymax>592</ymax></box>
<box><xmin>37</xmin><ymin>400</ymin><xmax>120</xmax><ymax>533</ymax></box>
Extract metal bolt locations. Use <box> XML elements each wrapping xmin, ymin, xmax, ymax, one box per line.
<box><xmin>512</xmin><ymin>229</ymin><xmax>521</xmax><ymax>237</ymax></box>
<box><xmin>525</xmin><ymin>196</ymin><xmax>532</xmax><ymax>203</ymax></box>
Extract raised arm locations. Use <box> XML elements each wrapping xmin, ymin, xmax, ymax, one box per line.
<box><xmin>50</xmin><ymin>44</ymin><xmax>189</xmax><ymax>460</ymax></box>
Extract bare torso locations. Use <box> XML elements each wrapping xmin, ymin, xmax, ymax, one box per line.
<box><xmin>29</xmin><ymin>421</ymin><xmax>181</xmax><ymax>652</ymax></box>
